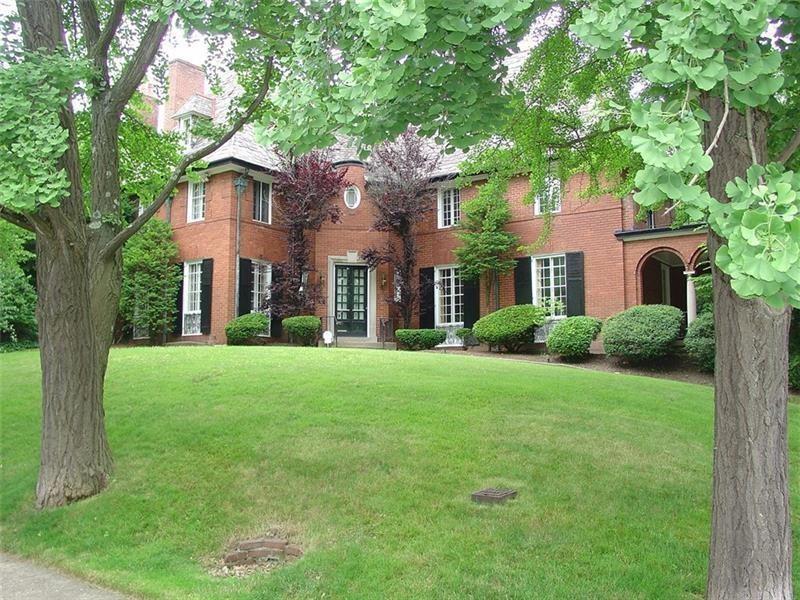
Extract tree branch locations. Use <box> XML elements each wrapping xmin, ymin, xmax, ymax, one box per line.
<box><xmin>77</xmin><ymin>0</ymin><xmax>100</xmax><ymax>50</ymax></box>
<box><xmin>0</xmin><ymin>206</ymin><xmax>36</xmax><ymax>232</ymax></box>
<box><xmin>100</xmin><ymin>60</ymin><xmax>276</xmax><ymax>258</ymax></box>
<box><xmin>94</xmin><ymin>0</ymin><xmax>126</xmax><ymax>61</ymax></box>
<box><xmin>547</xmin><ymin>123</ymin><xmax>629</xmax><ymax>148</ymax></box>
<box><xmin>776</xmin><ymin>125</ymin><xmax>800</xmax><ymax>165</ymax></box>
<box><xmin>108</xmin><ymin>16</ymin><xmax>170</xmax><ymax>114</ymax></box>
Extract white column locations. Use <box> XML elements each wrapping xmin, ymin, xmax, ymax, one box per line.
<box><xmin>684</xmin><ymin>270</ymin><xmax>697</xmax><ymax>325</ymax></box>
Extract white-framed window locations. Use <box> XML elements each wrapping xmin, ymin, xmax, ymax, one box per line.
<box><xmin>434</xmin><ymin>266</ymin><xmax>464</xmax><ymax>326</ymax></box>
<box><xmin>187</xmin><ymin>181</ymin><xmax>206</xmax><ymax>222</ymax></box>
<box><xmin>178</xmin><ymin>115</ymin><xmax>192</xmax><ymax>147</ymax></box>
<box><xmin>532</xmin><ymin>254</ymin><xmax>567</xmax><ymax>317</ymax></box>
<box><xmin>534</xmin><ymin>176</ymin><xmax>562</xmax><ymax>215</ymax></box>
<box><xmin>344</xmin><ymin>186</ymin><xmax>361</xmax><ymax>209</ymax></box>
<box><xmin>253</xmin><ymin>180</ymin><xmax>272</xmax><ymax>223</ymax></box>
<box><xmin>132</xmin><ymin>302</ymin><xmax>149</xmax><ymax>340</ymax></box>
<box><xmin>251</xmin><ymin>260</ymin><xmax>272</xmax><ymax>336</ymax></box>
<box><xmin>438</xmin><ymin>187</ymin><xmax>460</xmax><ymax>228</ymax></box>
<box><xmin>182</xmin><ymin>260</ymin><xmax>202</xmax><ymax>335</ymax></box>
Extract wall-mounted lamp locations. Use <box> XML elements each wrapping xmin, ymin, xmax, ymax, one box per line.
<box><xmin>233</xmin><ymin>173</ymin><xmax>249</xmax><ymax>197</ymax></box>
<box><xmin>381</xmin><ymin>275</ymin><xmax>387</xmax><ymax>288</ymax></box>
<box><xmin>320</xmin><ymin>275</ymin><xmax>325</xmax><ymax>287</ymax></box>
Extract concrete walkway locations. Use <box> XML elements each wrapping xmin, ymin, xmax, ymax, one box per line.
<box><xmin>1</xmin><ymin>554</ymin><xmax>129</xmax><ymax>600</ymax></box>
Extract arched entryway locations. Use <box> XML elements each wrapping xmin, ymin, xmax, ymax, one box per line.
<box><xmin>639</xmin><ymin>249</ymin><xmax>688</xmax><ymax>312</ymax></box>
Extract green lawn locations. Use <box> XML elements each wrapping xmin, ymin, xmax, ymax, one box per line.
<box><xmin>1</xmin><ymin>347</ymin><xmax>798</xmax><ymax>599</ymax></box>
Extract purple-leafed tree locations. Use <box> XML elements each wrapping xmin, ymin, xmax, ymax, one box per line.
<box><xmin>360</xmin><ymin>129</ymin><xmax>441</xmax><ymax>328</ymax></box>
<box><xmin>267</xmin><ymin>152</ymin><xmax>347</xmax><ymax>318</ymax></box>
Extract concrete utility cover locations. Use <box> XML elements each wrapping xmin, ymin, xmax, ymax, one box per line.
<box><xmin>471</xmin><ymin>488</ymin><xmax>518</xmax><ymax>504</ymax></box>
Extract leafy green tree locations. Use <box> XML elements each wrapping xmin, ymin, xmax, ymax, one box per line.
<box><xmin>0</xmin><ymin>222</ymin><xmax>36</xmax><ymax>342</ymax></box>
<box><xmin>119</xmin><ymin>219</ymin><xmax>181</xmax><ymax>345</ymax></box>
<box><xmin>0</xmin><ymin>0</ymin><xmax>538</xmax><ymax>508</ymax></box>
<box><xmin>475</xmin><ymin>2</ymin><xmax>799</xmax><ymax>596</ymax></box>
<box><xmin>454</xmin><ymin>177</ymin><xmax>519</xmax><ymax>311</ymax></box>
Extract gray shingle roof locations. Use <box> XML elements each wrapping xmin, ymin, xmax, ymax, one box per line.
<box><xmin>173</xmin><ymin>94</ymin><xmax>214</xmax><ymax>119</ymax></box>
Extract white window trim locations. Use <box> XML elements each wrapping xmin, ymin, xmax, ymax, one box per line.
<box><xmin>182</xmin><ymin>260</ymin><xmax>203</xmax><ymax>336</ymax></box>
<box><xmin>433</xmin><ymin>264</ymin><xmax>464</xmax><ymax>328</ymax></box>
<box><xmin>533</xmin><ymin>176</ymin><xmax>562</xmax><ymax>216</ymax></box>
<box><xmin>437</xmin><ymin>187</ymin><xmax>460</xmax><ymax>229</ymax></box>
<box><xmin>253</xmin><ymin>180</ymin><xmax>272</xmax><ymax>224</ymax></box>
<box><xmin>250</xmin><ymin>259</ymin><xmax>272</xmax><ymax>336</ymax></box>
<box><xmin>344</xmin><ymin>186</ymin><xmax>361</xmax><ymax>209</ymax></box>
<box><xmin>530</xmin><ymin>253</ymin><xmax>568</xmax><ymax>319</ymax></box>
<box><xmin>187</xmin><ymin>180</ymin><xmax>206</xmax><ymax>223</ymax></box>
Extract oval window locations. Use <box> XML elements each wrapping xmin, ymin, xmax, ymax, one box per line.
<box><xmin>344</xmin><ymin>186</ymin><xmax>361</xmax><ymax>209</ymax></box>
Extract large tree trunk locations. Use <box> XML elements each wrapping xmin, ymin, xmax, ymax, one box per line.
<box><xmin>35</xmin><ymin>228</ymin><xmax>121</xmax><ymax>508</ymax></box>
<box><xmin>703</xmin><ymin>97</ymin><xmax>793</xmax><ymax>598</ymax></box>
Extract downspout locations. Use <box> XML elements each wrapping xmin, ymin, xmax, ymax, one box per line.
<box><xmin>233</xmin><ymin>171</ymin><xmax>249</xmax><ymax>320</ymax></box>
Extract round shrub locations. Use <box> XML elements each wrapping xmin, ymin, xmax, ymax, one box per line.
<box><xmin>693</xmin><ymin>274</ymin><xmax>713</xmax><ymax>314</ymax></box>
<box><xmin>395</xmin><ymin>328</ymin><xmax>447</xmax><ymax>350</ymax></box>
<box><xmin>472</xmin><ymin>304</ymin><xmax>547</xmax><ymax>352</ymax></box>
<box><xmin>684</xmin><ymin>312</ymin><xmax>715</xmax><ymax>372</ymax></box>
<box><xmin>546</xmin><ymin>316</ymin><xmax>602</xmax><ymax>360</ymax></box>
<box><xmin>225</xmin><ymin>312</ymin><xmax>269</xmax><ymax>345</ymax></box>
<box><xmin>282</xmin><ymin>315</ymin><xmax>321</xmax><ymax>346</ymax></box>
<box><xmin>602</xmin><ymin>304</ymin><xmax>683</xmax><ymax>362</ymax></box>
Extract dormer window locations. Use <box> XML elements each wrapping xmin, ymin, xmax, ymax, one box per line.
<box><xmin>178</xmin><ymin>115</ymin><xmax>197</xmax><ymax>148</ymax></box>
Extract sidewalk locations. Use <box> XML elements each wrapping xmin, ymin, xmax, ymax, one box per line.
<box><xmin>0</xmin><ymin>554</ymin><xmax>129</xmax><ymax>600</ymax></box>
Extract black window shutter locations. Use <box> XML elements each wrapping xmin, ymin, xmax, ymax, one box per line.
<box><xmin>238</xmin><ymin>258</ymin><xmax>253</xmax><ymax>316</ymax></box>
<box><xmin>173</xmin><ymin>262</ymin><xmax>184</xmax><ymax>334</ymax></box>
<box><xmin>269</xmin><ymin>269</ymin><xmax>282</xmax><ymax>338</ymax></box>
<box><xmin>419</xmin><ymin>267</ymin><xmax>435</xmax><ymax>328</ymax></box>
<box><xmin>514</xmin><ymin>257</ymin><xmax>532</xmax><ymax>304</ymax></box>
<box><xmin>200</xmin><ymin>258</ymin><xmax>213</xmax><ymax>334</ymax></box>
<box><xmin>463</xmin><ymin>277</ymin><xmax>480</xmax><ymax>328</ymax></box>
<box><xmin>566</xmin><ymin>252</ymin><xmax>585</xmax><ymax>316</ymax></box>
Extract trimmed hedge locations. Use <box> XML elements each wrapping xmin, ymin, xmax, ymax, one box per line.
<box><xmin>283</xmin><ymin>315</ymin><xmax>321</xmax><ymax>346</ymax></box>
<box><xmin>472</xmin><ymin>304</ymin><xmax>547</xmax><ymax>352</ymax></box>
<box><xmin>546</xmin><ymin>316</ymin><xmax>602</xmax><ymax>360</ymax></box>
<box><xmin>693</xmin><ymin>274</ymin><xmax>713</xmax><ymax>314</ymax></box>
<box><xmin>603</xmin><ymin>304</ymin><xmax>683</xmax><ymax>362</ymax></box>
<box><xmin>684</xmin><ymin>312</ymin><xmax>715</xmax><ymax>372</ymax></box>
<box><xmin>396</xmin><ymin>328</ymin><xmax>447</xmax><ymax>350</ymax></box>
<box><xmin>225</xmin><ymin>312</ymin><xmax>269</xmax><ymax>345</ymax></box>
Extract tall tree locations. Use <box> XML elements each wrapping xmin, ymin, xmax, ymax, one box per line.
<box><xmin>0</xmin><ymin>0</ymin><xmax>550</xmax><ymax>508</ymax></box>
<box><xmin>454</xmin><ymin>176</ymin><xmax>519</xmax><ymax>311</ymax></box>
<box><xmin>476</xmin><ymin>2</ymin><xmax>799</xmax><ymax>597</ymax></box>
<box><xmin>268</xmin><ymin>152</ymin><xmax>346</xmax><ymax>318</ymax></box>
<box><xmin>360</xmin><ymin>130</ymin><xmax>440</xmax><ymax>328</ymax></box>
<box><xmin>119</xmin><ymin>218</ymin><xmax>182</xmax><ymax>345</ymax></box>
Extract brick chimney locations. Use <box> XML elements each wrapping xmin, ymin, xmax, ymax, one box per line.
<box><xmin>164</xmin><ymin>59</ymin><xmax>207</xmax><ymax>132</ymax></box>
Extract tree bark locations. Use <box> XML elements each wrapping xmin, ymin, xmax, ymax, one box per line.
<box><xmin>35</xmin><ymin>229</ymin><xmax>118</xmax><ymax>508</ymax></box>
<box><xmin>703</xmin><ymin>96</ymin><xmax>793</xmax><ymax>599</ymax></box>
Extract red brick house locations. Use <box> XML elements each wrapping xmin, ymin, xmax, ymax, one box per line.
<box><xmin>152</xmin><ymin>60</ymin><xmax>708</xmax><ymax>346</ymax></box>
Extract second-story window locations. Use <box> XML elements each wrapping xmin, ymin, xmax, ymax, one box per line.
<box><xmin>534</xmin><ymin>176</ymin><xmax>562</xmax><ymax>215</ymax></box>
<box><xmin>253</xmin><ymin>180</ymin><xmax>271</xmax><ymax>223</ymax></box>
<box><xmin>178</xmin><ymin>115</ymin><xmax>195</xmax><ymax>148</ymax></box>
<box><xmin>438</xmin><ymin>187</ymin><xmax>460</xmax><ymax>228</ymax></box>
<box><xmin>188</xmin><ymin>181</ymin><xmax>206</xmax><ymax>222</ymax></box>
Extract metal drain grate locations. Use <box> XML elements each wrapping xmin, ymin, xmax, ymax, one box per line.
<box><xmin>471</xmin><ymin>488</ymin><xmax>517</xmax><ymax>504</ymax></box>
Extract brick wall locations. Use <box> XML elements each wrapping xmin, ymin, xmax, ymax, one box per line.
<box><xmin>163</xmin><ymin>164</ymin><xmax>708</xmax><ymax>343</ymax></box>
